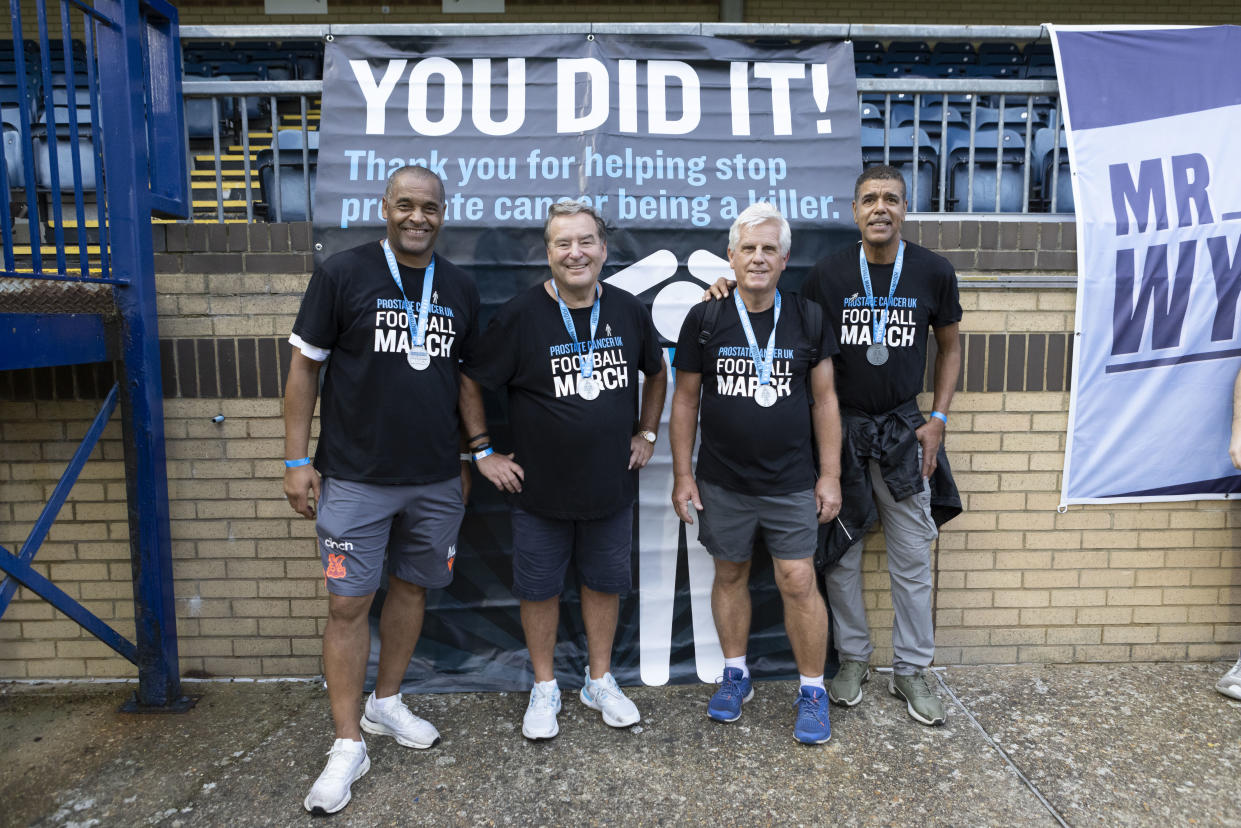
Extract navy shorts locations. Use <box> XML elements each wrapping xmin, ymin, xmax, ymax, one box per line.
<box><xmin>510</xmin><ymin>505</ymin><xmax>634</xmax><ymax>601</ymax></box>
<box><xmin>696</xmin><ymin>479</ymin><xmax>817</xmax><ymax>563</ymax></box>
<box><xmin>315</xmin><ymin>476</ymin><xmax>464</xmax><ymax>597</ymax></box>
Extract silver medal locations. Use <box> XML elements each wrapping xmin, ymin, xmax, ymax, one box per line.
<box><xmin>755</xmin><ymin>384</ymin><xmax>778</xmax><ymax>408</ymax></box>
<box><xmin>866</xmin><ymin>343</ymin><xmax>889</xmax><ymax>366</ymax></box>
<box><xmin>407</xmin><ymin>347</ymin><xmax>432</xmax><ymax>371</ymax></box>
<box><xmin>578</xmin><ymin>376</ymin><xmax>601</xmax><ymax>400</ymax></box>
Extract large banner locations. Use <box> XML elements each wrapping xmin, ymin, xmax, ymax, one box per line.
<box><xmin>1053</xmin><ymin>25</ymin><xmax>1241</xmax><ymax>506</ymax></box>
<box><xmin>312</xmin><ymin>35</ymin><xmax>862</xmax><ymax>691</ymax></box>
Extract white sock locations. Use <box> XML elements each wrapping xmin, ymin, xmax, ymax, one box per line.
<box><xmin>724</xmin><ymin>656</ymin><xmax>749</xmax><ymax>679</ymax></box>
<box><xmin>800</xmin><ymin>674</ymin><xmax>825</xmax><ymax>691</ymax></box>
<box><xmin>333</xmin><ymin>737</ymin><xmax>365</xmax><ymax>751</ymax></box>
<box><xmin>534</xmin><ymin>679</ymin><xmax>558</xmax><ymax>692</ymax></box>
<box><xmin>371</xmin><ymin>691</ymin><xmax>401</xmax><ymax>709</ymax></box>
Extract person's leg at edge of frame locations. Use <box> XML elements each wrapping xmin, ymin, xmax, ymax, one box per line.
<box><xmin>708</xmin><ymin>558</ymin><xmax>754</xmax><ymax>722</ymax></box>
<box><xmin>773</xmin><ymin>556</ymin><xmax>831</xmax><ymax>744</ymax></box>
<box><xmin>868</xmin><ymin>458</ymin><xmax>944</xmax><ymax>726</ymax></box>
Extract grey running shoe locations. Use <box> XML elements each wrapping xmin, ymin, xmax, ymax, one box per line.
<box><xmin>889</xmin><ymin>671</ymin><xmax>946</xmax><ymax>726</ymax></box>
<box><xmin>828</xmin><ymin>660</ymin><xmax>870</xmax><ymax>707</ymax></box>
<box><xmin>1217</xmin><ymin>654</ymin><xmax>1241</xmax><ymax>700</ymax></box>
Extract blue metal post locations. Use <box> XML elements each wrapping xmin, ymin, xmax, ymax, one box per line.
<box><xmin>93</xmin><ymin>0</ymin><xmax>183</xmax><ymax>708</ymax></box>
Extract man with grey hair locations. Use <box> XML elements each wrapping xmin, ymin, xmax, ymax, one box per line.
<box><xmin>465</xmin><ymin>199</ymin><xmax>667</xmax><ymax>740</ymax></box>
<box><xmin>670</xmin><ymin>202</ymin><xmax>842</xmax><ymax>743</ymax></box>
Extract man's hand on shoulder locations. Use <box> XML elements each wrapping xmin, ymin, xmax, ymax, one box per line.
<box><xmin>477</xmin><ymin>452</ymin><xmax>524</xmax><ymax>494</ymax></box>
<box><xmin>914</xmin><ymin>417</ymin><xmax>945</xmax><ymax>479</ymax></box>
<box><xmin>702</xmin><ymin>277</ymin><xmax>736</xmax><ymax>301</ymax></box>
<box><xmin>284</xmin><ymin>464</ymin><xmax>321</xmax><ymax>519</ymax></box>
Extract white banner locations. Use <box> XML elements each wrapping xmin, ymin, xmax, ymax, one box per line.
<box><xmin>1054</xmin><ymin>25</ymin><xmax>1241</xmax><ymax>505</ymax></box>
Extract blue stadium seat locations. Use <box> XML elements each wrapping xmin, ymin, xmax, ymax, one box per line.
<box><xmin>946</xmin><ymin>126</ymin><xmax>1025</xmax><ymax>212</ymax></box>
<box><xmin>860</xmin><ymin>125</ymin><xmax>938</xmax><ymax>212</ymax></box>
<box><xmin>33</xmin><ymin>133</ymin><xmax>97</xmax><ymax>191</ymax></box>
<box><xmin>858</xmin><ymin>101</ymin><xmax>884</xmax><ymax>128</ymax></box>
<box><xmin>887</xmin><ymin>40</ymin><xmax>931</xmax><ymax>57</ymax></box>
<box><xmin>273</xmin><ymin>128</ymin><xmax>318</xmax><ymax>151</ymax></box>
<box><xmin>930</xmin><ymin>52</ymin><xmax>977</xmax><ymax>67</ymax></box>
<box><xmin>1031</xmin><ymin>126</ymin><xmax>1072</xmax><ymax>211</ymax></box>
<box><xmin>850</xmin><ymin>40</ymin><xmax>885</xmax><ymax>58</ymax></box>
<box><xmin>258</xmin><ymin>148</ymin><xmax>317</xmax><ymax>221</ymax></box>
<box><xmin>3</xmin><ymin>123</ymin><xmax>24</xmax><ymax>184</ymax></box>
<box><xmin>183</xmin><ymin>74</ymin><xmax>225</xmax><ymax>139</ymax></box>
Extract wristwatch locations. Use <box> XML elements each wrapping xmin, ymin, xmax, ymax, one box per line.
<box><xmin>637</xmin><ymin>430</ymin><xmax>657</xmax><ymax>445</ymax></box>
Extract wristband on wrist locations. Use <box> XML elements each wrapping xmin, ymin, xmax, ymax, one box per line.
<box><xmin>459</xmin><ymin>452</ymin><xmax>472</xmax><ymax>462</ymax></box>
<box><xmin>930</xmin><ymin>411</ymin><xmax>948</xmax><ymax>426</ymax></box>
<box><xmin>284</xmin><ymin>457</ymin><xmax>312</xmax><ymax>468</ymax></box>
<box><xmin>472</xmin><ymin>447</ymin><xmax>495</xmax><ymax>462</ymax></box>
<box><xmin>467</xmin><ymin>432</ymin><xmax>490</xmax><ymax>446</ymax></box>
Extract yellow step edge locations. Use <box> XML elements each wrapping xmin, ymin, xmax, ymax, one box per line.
<box><xmin>12</xmin><ymin>245</ymin><xmax>103</xmax><ymax>255</ymax></box>
<box><xmin>7</xmin><ymin>267</ymin><xmax>105</xmax><ymax>276</ymax></box>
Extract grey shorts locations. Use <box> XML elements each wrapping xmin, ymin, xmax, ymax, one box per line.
<box><xmin>315</xmin><ymin>476</ymin><xmax>465</xmax><ymax>597</ymax></box>
<box><xmin>696</xmin><ymin>479</ymin><xmax>818</xmax><ymax>563</ymax></box>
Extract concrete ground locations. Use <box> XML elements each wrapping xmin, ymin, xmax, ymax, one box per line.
<box><xmin>2</xmin><ymin>662</ymin><xmax>1239</xmax><ymax>827</ymax></box>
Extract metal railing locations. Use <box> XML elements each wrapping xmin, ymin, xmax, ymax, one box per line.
<box><xmin>167</xmin><ymin>24</ymin><xmax>1070</xmax><ymax>222</ymax></box>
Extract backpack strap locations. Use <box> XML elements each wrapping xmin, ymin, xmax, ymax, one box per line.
<box><xmin>796</xmin><ymin>294</ymin><xmax>823</xmax><ymax>363</ymax></box>
<box><xmin>698</xmin><ymin>295</ymin><xmax>725</xmax><ymax>347</ymax></box>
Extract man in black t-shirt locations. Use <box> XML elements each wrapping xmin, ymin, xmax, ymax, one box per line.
<box><xmin>465</xmin><ymin>201</ymin><xmax>667</xmax><ymax>741</ymax></box>
<box><xmin>670</xmin><ymin>202</ymin><xmax>842</xmax><ymax>744</ymax></box>
<box><xmin>801</xmin><ymin>165</ymin><xmax>963</xmax><ymax>727</ymax></box>
<box><xmin>284</xmin><ymin>166</ymin><xmax>503</xmax><ymax>814</ymax></box>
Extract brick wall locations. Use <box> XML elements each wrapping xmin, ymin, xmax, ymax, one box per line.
<box><xmin>19</xmin><ymin>0</ymin><xmax>1239</xmax><ymax>37</ymax></box>
<box><xmin>157</xmin><ymin>0</ymin><xmax>1241</xmax><ymax>28</ymax></box>
<box><xmin>2</xmin><ymin>218</ymin><xmax>1239</xmax><ymax>678</ymax></box>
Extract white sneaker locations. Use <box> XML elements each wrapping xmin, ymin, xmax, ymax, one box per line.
<box><xmin>523</xmin><ymin>681</ymin><xmax>562</xmax><ymax>740</ymax></box>
<box><xmin>1217</xmin><ymin>654</ymin><xmax>1241</xmax><ymax>700</ymax></box>
<box><xmin>303</xmin><ymin>738</ymin><xmax>369</xmax><ymax>815</ymax></box>
<box><xmin>579</xmin><ymin>669</ymin><xmax>640</xmax><ymax>728</ymax></box>
<box><xmin>360</xmin><ymin>692</ymin><xmax>441</xmax><ymax>748</ymax></box>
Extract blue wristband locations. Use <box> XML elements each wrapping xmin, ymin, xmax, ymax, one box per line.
<box><xmin>472</xmin><ymin>447</ymin><xmax>495</xmax><ymax>463</ymax></box>
<box><xmin>284</xmin><ymin>457</ymin><xmax>312</xmax><ymax>468</ymax></box>
<box><xmin>930</xmin><ymin>411</ymin><xmax>948</xmax><ymax>426</ymax></box>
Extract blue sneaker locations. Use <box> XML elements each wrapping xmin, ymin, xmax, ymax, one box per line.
<box><xmin>707</xmin><ymin>667</ymin><xmax>754</xmax><ymax>722</ymax></box>
<box><xmin>793</xmin><ymin>686</ymin><xmax>831</xmax><ymax>744</ymax></box>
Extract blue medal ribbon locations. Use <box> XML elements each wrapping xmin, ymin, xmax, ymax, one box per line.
<box><xmin>552</xmin><ymin>280</ymin><xmax>602</xmax><ymax>383</ymax></box>
<box><xmin>733</xmin><ymin>289</ymin><xmax>781</xmax><ymax>387</ymax></box>
<box><xmin>857</xmin><ymin>240</ymin><xmax>905</xmax><ymax>350</ymax></box>
<box><xmin>381</xmin><ymin>239</ymin><xmax>436</xmax><ymax>349</ymax></box>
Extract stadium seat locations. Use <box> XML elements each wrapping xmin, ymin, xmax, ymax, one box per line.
<box><xmin>273</xmin><ymin>128</ymin><xmax>319</xmax><ymax>151</ymax></box>
<box><xmin>1031</xmin><ymin>126</ymin><xmax>1072</xmax><ymax>210</ymax></box>
<box><xmin>33</xmin><ymin>133</ymin><xmax>97</xmax><ymax>191</ymax></box>
<box><xmin>257</xmin><ymin>148</ymin><xmax>317</xmax><ymax>221</ymax></box>
<box><xmin>183</xmin><ymin>73</ymin><xmax>225</xmax><ymax>140</ymax></box>
<box><xmin>946</xmin><ymin>126</ymin><xmax>1025</xmax><ymax>212</ymax></box>
<box><xmin>3</xmin><ymin>123</ymin><xmax>24</xmax><ymax>184</ymax></box>
<box><xmin>860</xmin><ymin>125</ymin><xmax>938</xmax><ymax>212</ymax></box>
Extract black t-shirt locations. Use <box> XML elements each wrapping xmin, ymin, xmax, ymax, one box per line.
<box><xmin>292</xmin><ymin>240</ymin><xmax>480</xmax><ymax>484</ymax></box>
<box><xmin>803</xmin><ymin>241</ymin><xmax>962</xmax><ymax>415</ymax></box>
<box><xmin>465</xmin><ymin>281</ymin><xmax>664</xmax><ymax>520</ymax></box>
<box><xmin>673</xmin><ymin>294</ymin><xmax>838</xmax><ymax>496</ymax></box>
